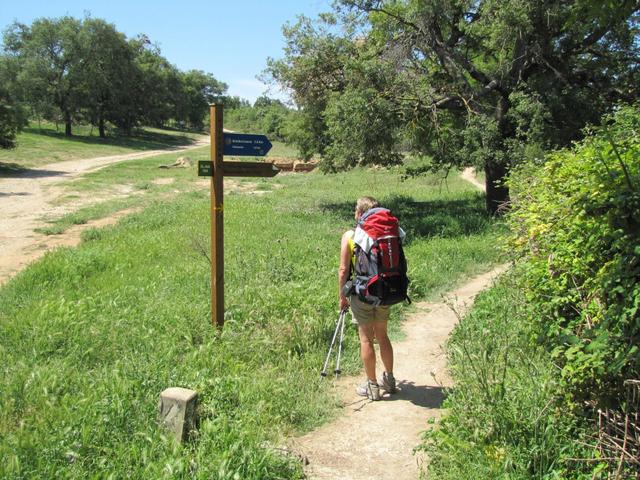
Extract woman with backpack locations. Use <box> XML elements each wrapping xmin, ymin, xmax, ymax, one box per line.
<box><xmin>338</xmin><ymin>196</ymin><xmax>408</xmax><ymax>401</ymax></box>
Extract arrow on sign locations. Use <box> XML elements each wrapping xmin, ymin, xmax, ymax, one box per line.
<box><xmin>223</xmin><ymin>133</ymin><xmax>272</xmax><ymax>157</ymax></box>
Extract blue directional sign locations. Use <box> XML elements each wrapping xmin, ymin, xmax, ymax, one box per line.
<box><xmin>223</xmin><ymin>133</ymin><xmax>272</xmax><ymax>157</ymax></box>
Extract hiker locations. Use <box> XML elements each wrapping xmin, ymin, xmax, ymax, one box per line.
<box><xmin>339</xmin><ymin>196</ymin><xmax>408</xmax><ymax>401</ymax></box>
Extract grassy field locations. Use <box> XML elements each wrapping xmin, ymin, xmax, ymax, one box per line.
<box><xmin>1</xmin><ymin>155</ymin><xmax>501</xmax><ymax>477</ymax></box>
<box><xmin>263</xmin><ymin>141</ymin><xmax>300</xmax><ymax>159</ymax></box>
<box><xmin>0</xmin><ymin>122</ymin><xmax>303</xmax><ymax>174</ymax></box>
<box><xmin>34</xmin><ymin>141</ymin><xmax>306</xmax><ymax>235</ymax></box>
<box><xmin>0</xmin><ymin>123</ymin><xmax>207</xmax><ymax>169</ymax></box>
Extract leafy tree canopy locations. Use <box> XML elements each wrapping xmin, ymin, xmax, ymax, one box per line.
<box><xmin>0</xmin><ymin>53</ymin><xmax>27</xmax><ymax>148</ymax></box>
<box><xmin>267</xmin><ymin>0</ymin><xmax>640</xmax><ymax>212</ymax></box>
<box><xmin>1</xmin><ymin>16</ymin><xmax>230</xmax><ymax>142</ymax></box>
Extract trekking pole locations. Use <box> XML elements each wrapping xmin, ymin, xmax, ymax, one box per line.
<box><xmin>334</xmin><ymin>309</ymin><xmax>347</xmax><ymax>376</ymax></box>
<box><xmin>320</xmin><ymin>311</ymin><xmax>343</xmax><ymax>377</ymax></box>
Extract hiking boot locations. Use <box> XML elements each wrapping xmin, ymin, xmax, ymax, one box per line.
<box><xmin>381</xmin><ymin>372</ymin><xmax>397</xmax><ymax>394</ymax></box>
<box><xmin>356</xmin><ymin>380</ymin><xmax>381</xmax><ymax>401</ymax></box>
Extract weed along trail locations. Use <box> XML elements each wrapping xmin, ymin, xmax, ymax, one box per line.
<box><xmin>293</xmin><ymin>266</ymin><xmax>508</xmax><ymax>480</ymax></box>
<box><xmin>0</xmin><ymin>136</ymin><xmax>208</xmax><ymax>284</ymax></box>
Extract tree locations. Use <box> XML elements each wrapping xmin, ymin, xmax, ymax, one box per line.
<box><xmin>80</xmin><ymin>18</ymin><xmax>138</xmax><ymax>138</ymax></box>
<box><xmin>268</xmin><ymin>1</ymin><xmax>640</xmax><ymax>212</ymax></box>
<box><xmin>3</xmin><ymin>17</ymin><xmax>86</xmax><ymax>136</ymax></box>
<box><xmin>0</xmin><ymin>87</ymin><xmax>26</xmax><ymax>149</ymax></box>
<box><xmin>2</xmin><ymin>16</ymin><xmax>231</xmax><ymax>137</ymax></box>
<box><xmin>131</xmin><ymin>43</ymin><xmax>180</xmax><ymax>129</ymax></box>
<box><xmin>221</xmin><ymin>95</ymin><xmax>251</xmax><ymax>110</ymax></box>
<box><xmin>267</xmin><ymin>13</ymin><xmax>357</xmax><ymax>161</ymax></box>
<box><xmin>180</xmin><ymin>70</ymin><xmax>227</xmax><ymax>129</ymax></box>
<box><xmin>0</xmin><ymin>54</ymin><xmax>27</xmax><ymax>148</ymax></box>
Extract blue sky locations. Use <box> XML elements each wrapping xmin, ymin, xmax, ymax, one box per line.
<box><xmin>0</xmin><ymin>0</ymin><xmax>333</xmax><ymax>103</ymax></box>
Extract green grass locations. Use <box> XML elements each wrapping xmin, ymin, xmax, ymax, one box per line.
<box><xmin>64</xmin><ymin>141</ymin><xmax>300</xmax><ymax>192</ymax></box>
<box><xmin>0</xmin><ymin>165</ymin><xmax>502</xmax><ymax>478</ymax></box>
<box><xmin>420</xmin><ymin>274</ymin><xmax>594</xmax><ymax>479</ymax></box>
<box><xmin>0</xmin><ymin>122</ymin><xmax>206</xmax><ymax>169</ymax></box>
<box><xmin>265</xmin><ymin>141</ymin><xmax>302</xmax><ymax>159</ymax></box>
<box><xmin>35</xmin><ymin>198</ymin><xmax>141</xmax><ymax>235</ymax></box>
<box><xmin>62</xmin><ymin>146</ymin><xmax>211</xmax><ymax>192</ymax></box>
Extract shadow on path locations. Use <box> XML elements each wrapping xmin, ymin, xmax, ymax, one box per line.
<box><xmin>0</xmin><ymin>191</ymin><xmax>31</xmax><ymax>197</ymax></box>
<box><xmin>386</xmin><ymin>381</ymin><xmax>446</xmax><ymax>409</ymax></box>
<box><xmin>1</xmin><ymin>165</ymin><xmax>67</xmax><ymax>179</ymax></box>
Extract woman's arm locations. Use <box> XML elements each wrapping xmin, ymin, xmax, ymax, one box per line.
<box><xmin>338</xmin><ymin>230</ymin><xmax>353</xmax><ymax>311</ymax></box>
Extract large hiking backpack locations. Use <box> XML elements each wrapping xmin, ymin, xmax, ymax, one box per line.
<box><xmin>350</xmin><ymin>207</ymin><xmax>410</xmax><ymax>306</ymax></box>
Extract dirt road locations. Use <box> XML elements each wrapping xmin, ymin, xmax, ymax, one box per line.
<box><xmin>0</xmin><ymin>136</ymin><xmax>208</xmax><ymax>284</ymax></box>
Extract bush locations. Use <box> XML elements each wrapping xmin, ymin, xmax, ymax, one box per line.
<box><xmin>507</xmin><ymin>104</ymin><xmax>640</xmax><ymax>407</ymax></box>
<box><xmin>224</xmin><ymin>100</ymin><xmax>296</xmax><ymax>143</ymax></box>
<box><xmin>422</xmin><ymin>104</ymin><xmax>639</xmax><ymax>479</ymax></box>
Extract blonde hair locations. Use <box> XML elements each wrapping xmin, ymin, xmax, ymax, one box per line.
<box><xmin>356</xmin><ymin>196</ymin><xmax>379</xmax><ymax>215</ymax></box>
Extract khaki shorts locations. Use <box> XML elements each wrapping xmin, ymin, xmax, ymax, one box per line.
<box><xmin>350</xmin><ymin>296</ymin><xmax>391</xmax><ymax>325</ymax></box>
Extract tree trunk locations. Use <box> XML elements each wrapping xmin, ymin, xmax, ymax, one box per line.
<box><xmin>484</xmin><ymin>162</ymin><xmax>510</xmax><ymax>214</ymax></box>
<box><xmin>64</xmin><ymin>111</ymin><xmax>72</xmax><ymax>137</ymax></box>
<box><xmin>485</xmin><ymin>95</ymin><xmax>512</xmax><ymax>214</ymax></box>
<box><xmin>98</xmin><ymin>117</ymin><xmax>106</xmax><ymax>138</ymax></box>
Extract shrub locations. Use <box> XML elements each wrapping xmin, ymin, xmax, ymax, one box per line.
<box><xmin>422</xmin><ymin>104</ymin><xmax>639</xmax><ymax>479</ymax></box>
<box><xmin>507</xmin><ymin>104</ymin><xmax>640</xmax><ymax>407</ymax></box>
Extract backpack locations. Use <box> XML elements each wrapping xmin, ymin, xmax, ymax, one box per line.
<box><xmin>349</xmin><ymin>207</ymin><xmax>410</xmax><ymax>306</ymax></box>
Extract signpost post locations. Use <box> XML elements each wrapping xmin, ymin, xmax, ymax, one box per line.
<box><xmin>200</xmin><ymin>104</ymin><xmax>277</xmax><ymax>329</ymax></box>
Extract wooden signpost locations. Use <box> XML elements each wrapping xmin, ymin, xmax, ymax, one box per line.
<box><xmin>199</xmin><ymin>104</ymin><xmax>278</xmax><ymax>329</ymax></box>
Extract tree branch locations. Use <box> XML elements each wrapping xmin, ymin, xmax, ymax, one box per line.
<box><xmin>563</xmin><ymin>0</ymin><xmax>640</xmax><ymax>55</ymax></box>
<box><xmin>341</xmin><ymin>0</ymin><xmax>423</xmax><ymax>34</ymax></box>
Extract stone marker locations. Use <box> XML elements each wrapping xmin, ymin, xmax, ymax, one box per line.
<box><xmin>158</xmin><ymin>387</ymin><xmax>198</xmax><ymax>442</ymax></box>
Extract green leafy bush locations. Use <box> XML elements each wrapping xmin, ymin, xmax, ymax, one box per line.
<box><xmin>224</xmin><ymin>99</ymin><xmax>296</xmax><ymax>143</ymax></box>
<box><xmin>507</xmin><ymin>104</ymin><xmax>640</xmax><ymax>406</ymax></box>
<box><xmin>422</xmin><ymin>105</ymin><xmax>639</xmax><ymax>479</ymax></box>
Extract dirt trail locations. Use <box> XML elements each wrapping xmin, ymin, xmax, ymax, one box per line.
<box><xmin>293</xmin><ymin>266</ymin><xmax>508</xmax><ymax>479</ymax></box>
<box><xmin>0</xmin><ymin>136</ymin><xmax>208</xmax><ymax>284</ymax></box>
<box><xmin>461</xmin><ymin>167</ymin><xmax>485</xmax><ymax>191</ymax></box>
<box><xmin>290</xmin><ymin>166</ymin><xmax>494</xmax><ymax>479</ymax></box>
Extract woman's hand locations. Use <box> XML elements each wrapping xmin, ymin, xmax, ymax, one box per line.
<box><xmin>340</xmin><ymin>294</ymin><xmax>349</xmax><ymax>312</ymax></box>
